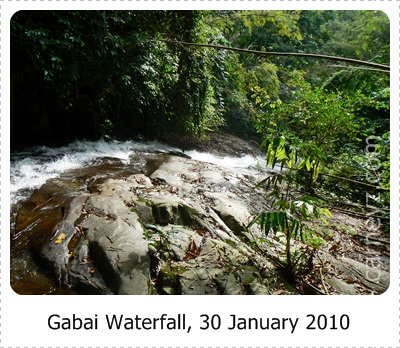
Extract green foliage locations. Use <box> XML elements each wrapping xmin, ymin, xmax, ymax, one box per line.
<box><xmin>11</xmin><ymin>10</ymin><xmax>226</xmax><ymax>146</ymax></box>
<box><xmin>12</xmin><ymin>10</ymin><xmax>389</xmax><ymax>147</ymax></box>
<box><xmin>248</xmin><ymin>130</ymin><xmax>331</xmax><ymax>278</ymax></box>
<box><xmin>230</xmin><ymin>10</ymin><xmax>303</xmax><ymax>49</ymax></box>
<box><xmin>254</xmin><ymin>65</ymin><xmax>389</xmax><ymax>226</ymax></box>
<box><xmin>376</xmin><ymin>132</ymin><xmax>390</xmax><ymax>191</ymax></box>
<box><xmin>262</xmin><ymin>135</ymin><xmax>326</xmax><ymax>182</ymax></box>
<box><xmin>296</xmin><ymin>10</ymin><xmax>390</xmax><ymax>85</ymax></box>
<box><xmin>323</xmin><ymin>71</ymin><xmax>389</xmax><ymax>137</ymax></box>
<box><xmin>322</xmin><ymin>11</ymin><xmax>389</xmax><ymax>64</ymax></box>
<box><xmin>249</xmin><ymin>170</ymin><xmax>331</xmax><ymax>278</ymax></box>
<box><xmin>165</xmin><ymin>11</ymin><xmax>224</xmax><ymax>137</ymax></box>
<box><xmin>321</xmin><ymin>132</ymin><xmax>390</xmax><ymax>209</ymax></box>
<box><xmin>255</xmin><ymin>76</ymin><xmax>363</xmax><ymax>192</ymax></box>
<box><xmin>205</xmin><ymin>10</ymin><xmax>304</xmax><ymax>139</ymax></box>
<box><xmin>247</xmin><ymin>11</ymin><xmax>390</xmax><ymax>275</ymax></box>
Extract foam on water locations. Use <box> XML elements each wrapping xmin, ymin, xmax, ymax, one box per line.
<box><xmin>186</xmin><ymin>150</ymin><xmax>263</xmax><ymax>169</ymax></box>
<box><xmin>11</xmin><ymin>139</ymin><xmax>264</xmax><ymax>206</ymax></box>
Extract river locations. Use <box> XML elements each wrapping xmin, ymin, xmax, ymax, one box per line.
<box><xmin>10</xmin><ymin>139</ymin><xmax>265</xmax><ymax>294</ymax></box>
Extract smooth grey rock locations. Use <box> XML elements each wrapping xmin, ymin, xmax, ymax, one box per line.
<box><xmin>326</xmin><ymin>277</ymin><xmax>357</xmax><ymax>295</ymax></box>
<box><xmin>214</xmin><ymin>274</ymin><xmax>245</xmax><ymax>295</ymax></box>
<box><xmin>149</xmin><ymin>195</ymin><xmax>198</xmax><ymax>226</ymax></box>
<box><xmin>206</xmin><ymin>192</ymin><xmax>251</xmax><ymax>234</ymax></box>
<box><xmin>329</xmin><ymin>256</ymin><xmax>390</xmax><ymax>293</ymax></box>
<box><xmin>82</xmin><ymin>191</ymin><xmax>151</xmax><ymax>294</ymax></box>
<box><xmin>150</xmin><ymin>157</ymin><xmax>194</xmax><ymax>194</ymax></box>
<box><xmin>179</xmin><ymin>267</ymin><xmax>219</xmax><ymax>295</ymax></box>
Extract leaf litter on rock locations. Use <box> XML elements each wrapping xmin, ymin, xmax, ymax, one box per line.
<box><xmin>54</xmin><ymin>232</ymin><xmax>66</xmax><ymax>244</ymax></box>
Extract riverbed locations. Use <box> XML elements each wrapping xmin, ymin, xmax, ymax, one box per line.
<box><xmin>10</xmin><ymin>138</ymin><xmax>266</xmax><ymax>294</ymax></box>
<box><xmin>10</xmin><ymin>136</ymin><xmax>389</xmax><ymax>295</ymax></box>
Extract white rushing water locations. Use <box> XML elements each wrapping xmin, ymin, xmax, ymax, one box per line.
<box><xmin>11</xmin><ymin>139</ymin><xmax>264</xmax><ymax>206</ymax></box>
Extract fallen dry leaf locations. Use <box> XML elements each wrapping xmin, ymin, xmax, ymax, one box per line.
<box><xmin>54</xmin><ymin>232</ymin><xmax>66</xmax><ymax>244</ymax></box>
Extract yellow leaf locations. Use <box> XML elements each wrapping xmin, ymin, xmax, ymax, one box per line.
<box><xmin>55</xmin><ymin>232</ymin><xmax>66</xmax><ymax>244</ymax></box>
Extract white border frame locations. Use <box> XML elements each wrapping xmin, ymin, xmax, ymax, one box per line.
<box><xmin>1</xmin><ymin>2</ymin><xmax>398</xmax><ymax>347</ymax></box>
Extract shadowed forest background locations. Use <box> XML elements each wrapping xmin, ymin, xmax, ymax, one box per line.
<box><xmin>11</xmin><ymin>10</ymin><xmax>389</xmax><ymax>148</ymax></box>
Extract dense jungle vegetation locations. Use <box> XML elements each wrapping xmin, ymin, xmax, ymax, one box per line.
<box><xmin>11</xmin><ymin>10</ymin><xmax>390</xmax><ymax>281</ymax></box>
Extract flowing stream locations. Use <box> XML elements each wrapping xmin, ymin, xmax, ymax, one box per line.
<box><xmin>10</xmin><ymin>139</ymin><xmax>264</xmax><ymax>294</ymax></box>
<box><xmin>11</xmin><ymin>139</ymin><xmax>263</xmax><ymax>206</ymax></box>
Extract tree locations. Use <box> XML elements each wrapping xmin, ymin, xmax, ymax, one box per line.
<box><xmin>10</xmin><ymin>10</ymin><xmax>225</xmax><ymax>148</ymax></box>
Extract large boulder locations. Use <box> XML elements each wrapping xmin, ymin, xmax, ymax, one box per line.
<box><xmin>39</xmin><ymin>154</ymin><xmax>281</xmax><ymax>295</ymax></box>
<box><xmin>36</xmin><ymin>152</ymin><xmax>389</xmax><ymax>296</ymax></box>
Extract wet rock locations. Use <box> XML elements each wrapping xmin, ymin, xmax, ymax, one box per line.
<box><xmin>40</xmin><ymin>194</ymin><xmax>91</xmax><ymax>285</ymax></box>
<box><xmin>40</xmin><ymin>176</ymin><xmax>152</xmax><ymax>294</ymax></box>
<box><xmin>150</xmin><ymin>157</ymin><xmax>197</xmax><ymax>194</ymax></box>
<box><xmin>68</xmin><ymin>262</ymin><xmax>112</xmax><ymax>295</ymax></box>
